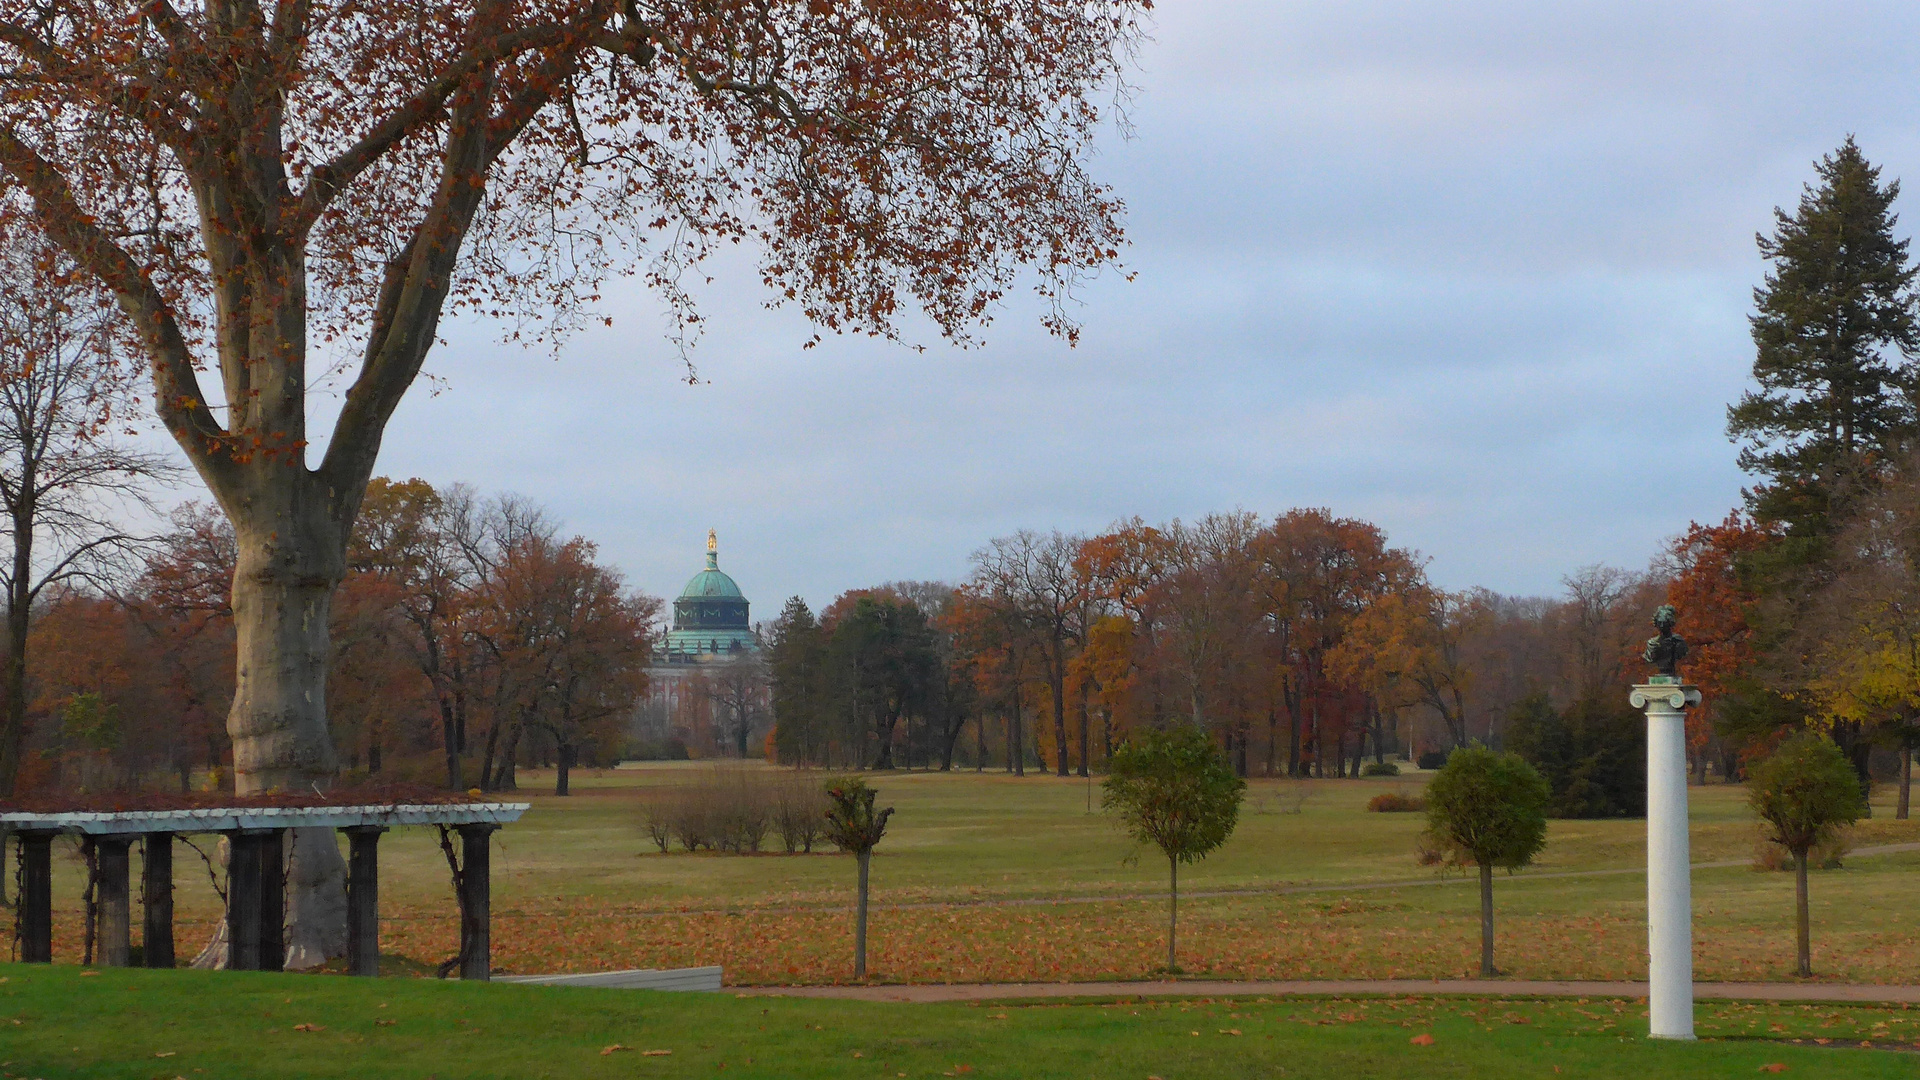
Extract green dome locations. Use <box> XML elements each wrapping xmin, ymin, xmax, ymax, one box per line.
<box><xmin>680</xmin><ymin>557</ymin><xmax>744</xmax><ymax>600</ymax></box>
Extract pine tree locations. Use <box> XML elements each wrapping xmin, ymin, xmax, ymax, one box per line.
<box><xmin>768</xmin><ymin>597</ymin><xmax>828</xmax><ymax>766</ymax></box>
<box><xmin>1729</xmin><ymin>137</ymin><xmax>1920</xmax><ymax>535</ymax></box>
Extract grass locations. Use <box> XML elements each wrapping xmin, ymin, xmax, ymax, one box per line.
<box><xmin>3</xmin><ymin>963</ymin><xmax>1919</xmax><ymax>1079</ymax></box>
<box><xmin>5</xmin><ymin>763</ymin><xmax>1919</xmax><ymax>983</ymax></box>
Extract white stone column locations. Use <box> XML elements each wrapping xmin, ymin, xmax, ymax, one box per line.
<box><xmin>1630</xmin><ymin>678</ymin><xmax>1701</xmax><ymax>1041</ymax></box>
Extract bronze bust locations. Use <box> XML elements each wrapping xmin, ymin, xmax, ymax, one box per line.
<box><xmin>1643</xmin><ymin>604</ymin><xmax>1687</xmax><ymax>677</ymax></box>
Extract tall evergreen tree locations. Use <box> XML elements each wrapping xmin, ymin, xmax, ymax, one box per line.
<box><xmin>768</xmin><ymin>597</ymin><xmax>830</xmax><ymax>766</ymax></box>
<box><xmin>1729</xmin><ymin>137</ymin><xmax>1920</xmax><ymax>536</ymax></box>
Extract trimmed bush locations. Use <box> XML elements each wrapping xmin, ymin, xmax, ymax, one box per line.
<box><xmin>1416</xmin><ymin>751</ymin><xmax>1448</xmax><ymax>770</ymax></box>
<box><xmin>639</xmin><ymin>767</ymin><xmax>825</xmax><ymax>855</ymax></box>
<box><xmin>1367</xmin><ymin>791</ymin><xmax>1425</xmax><ymax>813</ymax></box>
<box><xmin>1361</xmin><ymin>761</ymin><xmax>1401</xmax><ymax>777</ymax></box>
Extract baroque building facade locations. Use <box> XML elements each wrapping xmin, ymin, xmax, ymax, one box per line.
<box><xmin>633</xmin><ymin>531</ymin><xmax>769</xmax><ymax>757</ymax></box>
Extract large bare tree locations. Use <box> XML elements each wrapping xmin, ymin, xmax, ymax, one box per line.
<box><xmin>0</xmin><ymin>0</ymin><xmax>1140</xmax><ymax>962</ymax></box>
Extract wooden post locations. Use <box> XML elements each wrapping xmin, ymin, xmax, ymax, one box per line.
<box><xmin>143</xmin><ymin>833</ymin><xmax>175</xmax><ymax>969</ymax></box>
<box><xmin>457</xmin><ymin>824</ymin><xmax>499</xmax><ymax>980</ymax></box>
<box><xmin>259</xmin><ymin>829</ymin><xmax>285</xmax><ymax>972</ymax></box>
<box><xmin>95</xmin><ymin>834</ymin><xmax>135</xmax><ymax>967</ymax></box>
<box><xmin>225</xmin><ymin>831</ymin><xmax>262</xmax><ymax>971</ymax></box>
<box><xmin>343</xmin><ymin>826</ymin><xmax>386</xmax><ymax>977</ymax></box>
<box><xmin>17</xmin><ymin>830</ymin><xmax>54</xmax><ymax>963</ymax></box>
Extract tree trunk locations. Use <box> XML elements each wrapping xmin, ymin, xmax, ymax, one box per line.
<box><xmin>1076</xmin><ymin>695</ymin><xmax>1090</xmax><ymax>778</ymax></box>
<box><xmin>1012</xmin><ymin>694</ymin><xmax>1024</xmax><ymax>777</ymax></box>
<box><xmin>554</xmin><ymin>742</ymin><xmax>571</xmax><ymax>796</ymax></box>
<box><xmin>1310</xmin><ymin>701</ymin><xmax>1323</xmax><ymax>779</ymax></box>
<box><xmin>1288</xmin><ymin>702</ymin><xmax>1301</xmax><ymax>777</ymax></box>
<box><xmin>1794</xmin><ymin>847</ymin><xmax>1811</xmax><ymax>977</ymax></box>
<box><xmin>1899</xmin><ymin>747</ymin><xmax>1911</xmax><ymax>821</ymax></box>
<box><xmin>854</xmin><ymin>848</ymin><xmax>871</xmax><ymax>979</ymax></box>
<box><xmin>228</xmin><ymin>522</ymin><xmax>350</xmax><ymax>970</ymax></box>
<box><xmin>437</xmin><ymin>692</ymin><xmax>463</xmax><ymax>790</ymax></box>
<box><xmin>1167</xmin><ymin>855</ymin><xmax>1179</xmax><ymax>973</ymax></box>
<box><xmin>1478</xmin><ymin>861</ymin><xmax>1496</xmax><ymax>977</ymax></box>
<box><xmin>872</xmin><ymin>708</ymin><xmax>898</xmax><ymax>770</ymax></box>
<box><xmin>0</xmin><ymin>509</ymin><xmax>32</xmax><ymax>797</ymax></box>
<box><xmin>1050</xmin><ymin>640</ymin><xmax>1068</xmax><ymax>777</ymax></box>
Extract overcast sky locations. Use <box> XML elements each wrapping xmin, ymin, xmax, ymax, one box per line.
<box><xmin>289</xmin><ymin>2</ymin><xmax>1920</xmax><ymax>614</ymax></box>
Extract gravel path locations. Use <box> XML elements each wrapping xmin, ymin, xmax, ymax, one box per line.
<box><xmin>733</xmin><ymin>978</ymin><xmax>1920</xmax><ymax>1004</ymax></box>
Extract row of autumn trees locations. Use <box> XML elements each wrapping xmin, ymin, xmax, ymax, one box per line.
<box><xmin>16</xmin><ymin>478</ymin><xmax>656</xmax><ymax>798</ymax></box>
<box><xmin>766</xmin><ymin>511</ymin><xmax>1675</xmax><ymax>792</ymax></box>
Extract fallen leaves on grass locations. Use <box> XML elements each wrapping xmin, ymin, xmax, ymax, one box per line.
<box><xmin>1759</xmin><ymin>1066</ymin><xmax>1786</xmax><ymax>1074</ymax></box>
<box><xmin>601</xmin><ymin>1045</ymin><xmax>629</xmax><ymax>1056</ymax></box>
<box><xmin>292</xmin><ymin>1024</ymin><xmax>325</xmax><ymax>1033</ymax></box>
<box><xmin>1409</xmin><ymin>1033</ymin><xmax>1435</xmax><ymax>1046</ymax></box>
<box><xmin>642</xmin><ymin>1049</ymin><xmax>671</xmax><ymax>1057</ymax></box>
<box><xmin>374</xmin><ymin>1020</ymin><xmax>397</xmax><ymax>1027</ymax></box>
<box><xmin>154</xmin><ymin>1051</ymin><xmax>176</xmax><ymax>1058</ymax></box>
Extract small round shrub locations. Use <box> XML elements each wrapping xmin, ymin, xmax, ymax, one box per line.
<box><xmin>1367</xmin><ymin>791</ymin><xmax>1425</xmax><ymax>813</ymax></box>
<box><xmin>1362</xmin><ymin>761</ymin><xmax>1401</xmax><ymax>777</ymax></box>
<box><xmin>1416</xmin><ymin>751</ymin><xmax>1448</xmax><ymax>771</ymax></box>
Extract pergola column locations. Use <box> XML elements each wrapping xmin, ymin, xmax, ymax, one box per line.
<box><xmin>342</xmin><ymin>825</ymin><xmax>387</xmax><ymax>977</ymax></box>
<box><xmin>258</xmin><ymin>830</ymin><xmax>285</xmax><ymax>972</ymax></box>
<box><xmin>16</xmin><ymin>830</ymin><xmax>54</xmax><ymax>963</ymax></box>
<box><xmin>458</xmin><ymin>824</ymin><xmax>500</xmax><ymax>980</ymax></box>
<box><xmin>226</xmin><ymin>831</ymin><xmax>263</xmax><ymax>970</ymax></box>
<box><xmin>225</xmin><ymin>829</ymin><xmax>286</xmax><ymax>971</ymax></box>
<box><xmin>94</xmin><ymin>834</ymin><xmax>136</xmax><ymax>967</ymax></box>
<box><xmin>143</xmin><ymin>833</ymin><xmax>175</xmax><ymax>969</ymax></box>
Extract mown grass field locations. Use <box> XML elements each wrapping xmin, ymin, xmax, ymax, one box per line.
<box><xmin>3</xmin><ymin>963</ymin><xmax>1919</xmax><ymax>1080</ymax></box>
<box><xmin>5</xmin><ymin>763</ymin><xmax>1919</xmax><ymax>984</ymax></box>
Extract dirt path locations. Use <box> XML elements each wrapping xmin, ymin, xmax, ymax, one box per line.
<box><xmin>733</xmin><ymin>978</ymin><xmax>1920</xmax><ymax>1005</ymax></box>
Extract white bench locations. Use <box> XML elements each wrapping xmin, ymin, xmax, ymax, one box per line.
<box><xmin>497</xmin><ymin>966</ymin><xmax>724</xmax><ymax>991</ymax></box>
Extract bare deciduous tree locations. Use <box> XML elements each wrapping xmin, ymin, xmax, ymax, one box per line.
<box><xmin>0</xmin><ymin>227</ymin><xmax>172</xmax><ymax>796</ymax></box>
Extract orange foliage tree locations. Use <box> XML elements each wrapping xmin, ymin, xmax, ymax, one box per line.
<box><xmin>1663</xmin><ymin>513</ymin><xmax>1774</xmax><ymax>766</ymax></box>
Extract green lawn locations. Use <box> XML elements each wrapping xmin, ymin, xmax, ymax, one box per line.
<box><xmin>6</xmin><ymin>764</ymin><xmax>1919</xmax><ymax>983</ymax></box>
<box><xmin>2</xmin><ymin>964</ymin><xmax>1917</xmax><ymax>1079</ymax></box>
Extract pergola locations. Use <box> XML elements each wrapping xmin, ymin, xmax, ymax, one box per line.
<box><xmin>1</xmin><ymin>801</ymin><xmax>527</xmax><ymax>978</ymax></box>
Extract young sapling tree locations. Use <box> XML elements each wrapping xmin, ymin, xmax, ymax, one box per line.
<box><xmin>1101</xmin><ymin>724</ymin><xmax>1245</xmax><ymax>973</ymax></box>
<box><xmin>1748</xmin><ymin>731</ymin><xmax>1864</xmax><ymax>976</ymax></box>
<box><xmin>1423</xmin><ymin>745</ymin><xmax>1550</xmax><ymax>977</ymax></box>
<box><xmin>823</xmin><ymin>777</ymin><xmax>893</xmax><ymax>979</ymax></box>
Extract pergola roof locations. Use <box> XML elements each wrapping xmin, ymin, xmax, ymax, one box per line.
<box><xmin>0</xmin><ymin>802</ymin><xmax>529</xmax><ymax>834</ymax></box>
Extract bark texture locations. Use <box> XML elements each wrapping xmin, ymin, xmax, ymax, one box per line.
<box><xmin>1794</xmin><ymin>848</ymin><xmax>1812</xmax><ymax>977</ymax></box>
<box><xmin>1478</xmin><ymin>862</ymin><xmax>1497</xmax><ymax>977</ymax></box>
<box><xmin>854</xmin><ymin>850</ymin><xmax>871</xmax><ymax>979</ymax></box>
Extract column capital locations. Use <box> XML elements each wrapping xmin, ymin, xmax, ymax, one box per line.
<box><xmin>1630</xmin><ymin>681</ymin><xmax>1702</xmax><ymax>711</ymax></box>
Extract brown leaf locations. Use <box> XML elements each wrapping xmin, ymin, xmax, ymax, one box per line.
<box><xmin>1410</xmin><ymin>1033</ymin><xmax>1435</xmax><ymax>1046</ymax></box>
<box><xmin>641</xmin><ymin>1049</ymin><xmax>671</xmax><ymax>1057</ymax></box>
<box><xmin>1759</xmin><ymin>1066</ymin><xmax>1787</xmax><ymax>1074</ymax></box>
<box><xmin>292</xmin><ymin>1024</ymin><xmax>325</xmax><ymax>1033</ymax></box>
<box><xmin>600</xmin><ymin>1045</ymin><xmax>629</xmax><ymax>1056</ymax></box>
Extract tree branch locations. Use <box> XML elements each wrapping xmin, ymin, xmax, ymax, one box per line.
<box><xmin>0</xmin><ymin>129</ymin><xmax>233</xmax><ymax>489</ymax></box>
